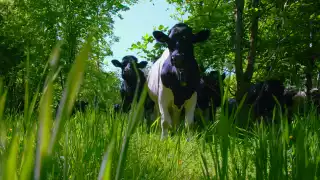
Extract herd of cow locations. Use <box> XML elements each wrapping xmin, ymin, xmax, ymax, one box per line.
<box><xmin>106</xmin><ymin>23</ymin><xmax>320</xmax><ymax>139</ymax></box>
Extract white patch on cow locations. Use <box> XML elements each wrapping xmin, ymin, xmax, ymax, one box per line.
<box><xmin>147</xmin><ymin>48</ymin><xmax>197</xmax><ymax>139</ymax></box>
<box><xmin>158</xmin><ymin>85</ymin><xmax>174</xmax><ymax>138</ymax></box>
<box><xmin>292</xmin><ymin>91</ymin><xmax>307</xmax><ymax>112</ymax></box>
<box><xmin>184</xmin><ymin>92</ymin><xmax>197</xmax><ymax>126</ymax></box>
<box><xmin>147</xmin><ymin>48</ymin><xmax>170</xmax><ymax>103</ymax></box>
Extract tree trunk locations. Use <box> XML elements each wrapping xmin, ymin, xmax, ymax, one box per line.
<box><xmin>234</xmin><ymin>0</ymin><xmax>260</xmax><ymax>128</ymax></box>
<box><xmin>234</xmin><ymin>0</ymin><xmax>245</xmax><ymax>102</ymax></box>
<box><xmin>244</xmin><ymin>0</ymin><xmax>260</xmax><ymax>82</ymax></box>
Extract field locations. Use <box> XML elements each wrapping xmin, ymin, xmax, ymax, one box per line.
<box><xmin>2</xmin><ymin>99</ymin><xmax>320</xmax><ymax>180</ymax></box>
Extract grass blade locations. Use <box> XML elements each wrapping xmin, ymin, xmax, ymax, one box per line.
<box><xmin>49</xmin><ymin>36</ymin><xmax>92</xmax><ymax>154</ymax></box>
<box><xmin>98</xmin><ymin>138</ymin><xmax>115</xmax><ymax>180</ymax></box>
<box><xmin>20</xmin><ymin>124</ymin><xmax>36</xmax><ymax>180</ymax></box>
<box><xmin>34</xmin><ymin>71</ymin><xmax>53</xmax><ymax>180</ymax></box>
<box><xmin>4</xmin><ymin>133</ymin><xmax>19</xmax><ymax>180</ymax></box>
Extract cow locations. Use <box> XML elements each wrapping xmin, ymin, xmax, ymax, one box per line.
<box><xmin>282</xmin><ymin>88</ymin><xmax>307</xmax><ymax>123</ymax></box>
<box><xmin>72</xmin><ymin>100</ymin><xmax>89</xmax><ymax>115</ymax></box>
<box><xmin>111</xmin><ymin>55</ymin><xmax>155</xmax><ymax>132</ymax></box>
<box><xmin>245</xmin><ymin>79</ymin><xmax>285</xmax><ymax>123</ymax></box>
<box><xmin>146</xmin><ymin>23</ymin><xmax>210</xmax><ymax>139</ymax></box>
<box><xmin>196</xmin><ymin>70</ymin><xmax>226</xmax><ymax>125</ymax></box>
<box><xmin>53</xmin><ymin>100</ymin><xmax>89</xmax><ymax>118</ymax></box>
<box><xmin>111</xmin><ymin>55</ymin><xmax>148</xmax><ymax>113</ymax></box>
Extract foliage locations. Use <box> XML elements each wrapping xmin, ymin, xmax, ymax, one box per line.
<box><xmin>128</xmin><ymin>24</ymin><xmax>169</xmax><ymax>62</ymax></box>
<box><xmin>0</xmin><ymin>0</ymin><xmax>138</xmax><ymax>112</ymax></box>
<box><xmin>130</xmin><ymin>0</ymin><xmax>320</xmax><ymax>92</ymax></box>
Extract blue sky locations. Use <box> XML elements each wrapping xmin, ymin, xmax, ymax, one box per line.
<box><xmin>104</xmin><ymin>0</ymin><xmax>188</xmax><ymax>73</ymax></box>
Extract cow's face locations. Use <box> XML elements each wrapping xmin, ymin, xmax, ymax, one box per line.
<box><xmin>111</xmin><ymin>55</ymin><xmax>148</xmax><ymax>83</ymax></box>
<box><xmin>153</xmin><ymin>23</ymin><xmax>210</xmax><ymax>84</ymax></box>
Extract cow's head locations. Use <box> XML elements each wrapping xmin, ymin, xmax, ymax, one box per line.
<box><xmin>152</xmin><ymin>23</ymin><xmax>210</xmax><ymax>84</ymax></box>
<box><xmin>111</xmin><ymin>55</ymin><xmax>148</xmax><ymax>84</ymax></box>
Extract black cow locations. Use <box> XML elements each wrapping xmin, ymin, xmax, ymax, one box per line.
<box><xmin>54</xmin><ymin>100</ymin><xmax>89</xmax><ymax>117</ymax></box>
<box><xmin>196</xmin><ymin>70</ymin><xmax>226</xmax><ymax>123</ymax></box>
<box><xmin>72</xmin><ymin>100</ymin><xmax>89</xmax><ymax>115</ymax></box>
<box><xmin>112</xmin><ymin>55</ymin><xmax>155</xmax><ymax>132</ymax></box>
<box><xmin>245</xmin><ymin>79</ymin><xmax>285</xmax><ymax>122</ymax></box>
<box><xmin>146</xmin><ymin>23</ymin><xmax>210</xmax><ymax>139</ymax></box>
<box><xmin>111</xmin><ymin>55</ymin><xmax>148</xmax><ymax>113</ymax></box>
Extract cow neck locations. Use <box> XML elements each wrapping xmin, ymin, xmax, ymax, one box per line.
<box><xmin>124</xmin><ymin>70</ymin><xmax>146</xmax><ymax>92</ymax></box>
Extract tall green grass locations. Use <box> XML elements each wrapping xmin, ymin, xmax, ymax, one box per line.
<box><xmin>1</xmin><ymin>38</ymin><xmax>320</xmax><ymax>180</ymax></box>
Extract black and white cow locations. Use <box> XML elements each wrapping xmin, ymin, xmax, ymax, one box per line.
<box><xmin>147</xmin><ymin>23</ymin><xmax>210</xmax><ymax>139</ymax></box>
<box><xmin>282</xmin><ymin>88</ymin><xmax>307</xmax><ymax>123</ymax></box>
<box><xmin>111</xmin><ymin>55</ymin><xmax>148</xmax><ymax>113</ymax></box>
<box><xmin>196</xmin><ymin>70</ymin><xmax>226</xmax><ymax>123</ymax></box>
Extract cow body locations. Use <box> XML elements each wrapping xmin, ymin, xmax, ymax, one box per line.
<box><xmin>147</xmin><ymin>49</ymin><xmax>199</xmax><ymax>135</ymax></box>
<box><xmin>111</xmin><ymin>55</ymin><xmax>149</xmax><ymax>113</ymax></box>
<box><xmin>283</xmin><ymin>88</ymin><xmax>307</xmax><ymax>123</ymax></box>
<box><xmin>196</xmin><ymin>71</ymin><xmax>226</xmax><ymax>123</ymax></box>
<box><xmin>245</xmin><ymin>79</ymin><xmax>285</xmax><ymax>122</ymax></box>
<box><xmin>147</xmin><ymin>23</ymin><xmax>210</xmax><ymax>139</ymax></box>
<box><xmin>72</xmin><ymin>100</ymin><xmax>89</xmax><ymax>115</ymax></box>
<box><xmin>112</xmin><ymin>55</ymin><xmax>155</xmax><ymax>132</ymax></box>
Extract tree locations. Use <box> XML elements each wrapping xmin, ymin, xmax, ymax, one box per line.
<box><xmin>0</xmin><ymin>0</ymin><xmax>139</xmax><ymax>112</ymax></box>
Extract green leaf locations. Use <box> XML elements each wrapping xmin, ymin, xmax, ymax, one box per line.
<box><xmin>158</xmin><ymin>24</ymin><xmax>164</xmax><ymax>30</ymax></box>
<box><xmin>131</xmin><ymin>44</ymin><xmax>138</xmax><ymax>49</ymax></box>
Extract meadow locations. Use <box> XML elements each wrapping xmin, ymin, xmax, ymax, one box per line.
<box><xmin>1</xmin><ymin>42</ymin><xmax>320</xmax><ymax>180</ymax></box>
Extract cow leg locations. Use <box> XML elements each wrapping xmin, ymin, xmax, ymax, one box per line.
<box><xmin>184</xmin><ymin>92</ymin><xmax>197</xmax><ymax>132</ymax></box>
<box><xmin>203</xmin><ymin>108</ymin><xmax>209</xmax><ymax>123</ymax></box>
<box><xmin>159</xmin><ymin>105</ymin><xmax>171</xmax><ymax>140</ymax></box>
<box><xmin>172</xmin><ymin>106</ymin><xmax>182</xmax><ymax>134</ymax></box>
<box><xmin>144</xmin><ymin>98</ymin><xmax>155</xmax><ymax>133</ymax></box>
<box><xmin>159</xmin><ymin>93</ymin><xmax>172</xmax><ymax>140</ymax></box>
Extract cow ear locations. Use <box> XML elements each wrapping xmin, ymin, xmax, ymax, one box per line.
<box><xmin>192</xmin><ymin>29</ymin><xmax>210</xmax><ymax>43</ymax></box>
<box><xmin>221</xmin><ymin>73</ymin><xmax>226</xmax><ymax>80</ymax></box>
<box><xmin>111</xmin><ymin>59</ymin><xmax>122</xmax><ymax>68</ymax></box>
<box><xmin>137</xmin><ymin>61</ymin><xmax>148</xmax><ymax>69</ymax></box>
<box><xmin>153</xmin><ymin>31</ymin><xmax>170</xmax><ymax>43</ymax></box>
